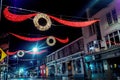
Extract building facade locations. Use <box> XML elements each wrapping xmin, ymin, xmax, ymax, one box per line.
<box><xmin>46</xmin><ymin>37</ymin><xmax>85</xmax><ymax>79</ymax></box>
<box><xmin>83</xmin><ymin>0</ymin><xmax>120</xmax><ymax>80</ymax></box>
<box><xmin>46</xmin><ymin>0</ymin><xmax>120</xmax><ymax>80</ymax></box>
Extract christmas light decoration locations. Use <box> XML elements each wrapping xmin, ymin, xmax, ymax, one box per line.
<box><xmin>3</xmin><ymin>6</ymin><xmax>36</xmax><ymax>22</ymax></box>
<box><xmin>46</xmin><ymin>36</ymin><xmax>56</xmax><ymax>46</ymax></box>
<box><xmin>55</xmin><ymin>37</ymin><xmax>69</xmax><ymax>43</ymax></box>
<box><xmin>6</xmin><ymin>50</ymin><xmax>17</xmax><ymax>55</ymax></box>
<box><xmin>33</xmin><ymin>13</ymin><xmax>52</xmax><ymax>31</ymax></box>
<box><xmin>9</xmin><ymin>33</ymin><xmax>47</xmax><ymax>41</ymax></box>
<box><xmin>9</xmin><ymin>33</ymin><xmax>69</xmax><ymax>44</ymax></box>
<box><xmin>27</xmin><ymin>50</ymin><xmax>47</xmax><ymax>54</ymax></box>
<box><xmin>49</xmin><ymin>15</ymin><xmax>99</xmax><ymax>27</ymax></box>
<box><xmin>17</xmin><ymin>50</ymin><xmax>25</xmax><ymax>57</ymax></box>
<box><xmin>6</xmin><ymin>50</ymin><xmax>47</xmax><ymax>55</ymax></box>
<box><xmin>4</xmin><ymin>6</ymin><xmax>100</xmax><ymax>27</ymax></box>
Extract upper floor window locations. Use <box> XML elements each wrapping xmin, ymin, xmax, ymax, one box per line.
<box><xmin>112</xmin><ymin>9</ymin><xmax>118</xmax><ymax>23</ymax></box>
<box><xmin>106</xmin><ymin>12</ymin><xmax>112</xmax><ymax>26</ymax></box>
<box><xmin>64</xmin><ymin>47</ymin><xmax>70</xmax><ymax>57</ymax></box>
<box><xmin>78</xmin><ymin>38</ymin><xmax>84</xmax><ymax>51</ymax></box>
<box><xmin>71</xmin><ymin>42</ymin><xmax>80</xmax><ymax>54</ymax></box>
<box><xmin>89</xmin><ymin>24</ymin><xmax>96</xmax><ymax>36</ymax></box>
<box><xmin>106</xmin><ymin>8</ymin><xmax>118</xmax><ymax>26</ymax></box>
<box><xmin>105</xmin><ymin>30</ymin><xmax>120</xmax><ymax>48</ymax></box>
<box><xmin>87</xmin><ymin>40</ymin><xmax>100</xmax><ymax>53</ymax></box>
<box><xmin>105</xmin><ymin>36</ymin><xmax>110</xmax><ymax>48</ymax></box>
<box><xmin>52</xmin><ymin>54</ymin><xmax>55</xmax><ymax>60</ymax></box>
<box><xmin>58</xmin><ymin>50</ymin><xmax>64</xmax><ymax>58</ymax></box>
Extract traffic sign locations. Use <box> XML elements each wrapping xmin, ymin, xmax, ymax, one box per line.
<box><xmin>0</xmin><ymin>48</ymin><xmax>7</xmax><ymax>61</ymax></box>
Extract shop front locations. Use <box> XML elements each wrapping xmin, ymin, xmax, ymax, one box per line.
<box><xmin>84</xmin><ymin>46</ymin><xmax>120</xmax><ymax>80</ymax></box>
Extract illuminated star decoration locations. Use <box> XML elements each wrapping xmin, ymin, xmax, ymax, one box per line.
<box><xmin>3</xmin><ymin>6</ymin><xmax>100</xmax><ymax>28</ymax></box>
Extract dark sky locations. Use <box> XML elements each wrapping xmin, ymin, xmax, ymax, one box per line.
<box><xmin>2</xmin><ymin>0</ymin><xmax>90</xmax><ymax>16</ymax></box>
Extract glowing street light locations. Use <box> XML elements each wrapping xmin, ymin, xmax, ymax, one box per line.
<box><xmin>32</xmin><ymin>47</ymin><xmax>38</xmax><ymax>52</ymax></box>
<box><xmin>14</xmin><ymin>55</ymin><xmax>17</xmax><ymax>58</ymax></box>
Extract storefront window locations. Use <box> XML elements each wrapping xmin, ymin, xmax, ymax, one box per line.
<box><xmin>110</xmin><ymin>37</ymin><xmax>114</xmax><ymax>45</ymax></box>
<box><xmin>57</xmin><ymin>64</ymin><xmax>61</xmax><ymax>74</ymax></box>
<box><xmin>73</xmin><ymin>59</ymin><xmax>81</xmax><ymax>73</ymax></box>
<box><xmin>62</xmin><ymin>63</ymin><xmax>66</xmax><ymax>74</ymax></box>
<box><xmin>115</xmin><ymin>35</ymin><xmax>120</xmax><ymax>44</ymax></box>
<box><xmin>76</xmin><ymin>59</ymin><xmax>81</xmax><ymax>73</ymax></box>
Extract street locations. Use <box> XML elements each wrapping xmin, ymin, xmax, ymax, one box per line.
<box><xmin>8</xmin><ymin>79</ymin><xmax>48</xmax><ymax>80</ymax></box>
<box><xmin>2</xmin><ymin>76</ymin><xmax>73</xmax><ymax>80</ymax></box>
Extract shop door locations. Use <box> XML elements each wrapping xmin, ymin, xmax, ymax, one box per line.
<box><xmin>67</xmin><ymin>61</ymin><xmax>73</xmax><ymax>77</ymax></box>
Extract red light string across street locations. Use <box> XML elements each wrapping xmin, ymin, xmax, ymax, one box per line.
<box><xmin>3</xmin><ymin>6</ymin><xmax>100</xmax><ymax>28</ymax></box>
<box><xmin>6</xmin><ymin>49</ymin><xmax>47</xmax><ymax>55</ymax></box>
<box><xmin>9</xmin><ymin>33</ymin><xmax>69</xmax><ymax>44</ymax></box>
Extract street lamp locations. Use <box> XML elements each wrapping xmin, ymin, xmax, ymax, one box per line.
<box><xmin>13</xmin><ymin>55</ymin><xmax>18</xmax><ymax>65</ymax></box>
<box><xmin>14</xmin><ymin>55</ymin><xmax>17</xmax><ymax>58</ymax></box>
<box><xmin>32</xmin><ymin>47</ymin><xmax>38</xmax><ymax>52</ymax></box>
<box><xmin>32</xmin><ymin>47</ymin><xmax>39</xmax><ymax>77</ymax></box>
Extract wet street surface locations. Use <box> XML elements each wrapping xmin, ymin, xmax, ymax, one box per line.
<box><xmin>2</xmin><ymin>77</ymin><xmax>75</xmax><ymax>80</ymax></box>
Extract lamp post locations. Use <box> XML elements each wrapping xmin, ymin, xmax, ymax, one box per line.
<box><xmin>32</xmin><ymin>47</ymin><xmax>39</xmax><ymax>78</ymax></box>
<box><xmin>14</xmin><ymin>55</ymin><xmax>18</xmax><ymax>68</ymax></box>
<box><xmin>14</xmin><ymin>55</ymin><xmax>19</xmax><ymax>78</ymax></box>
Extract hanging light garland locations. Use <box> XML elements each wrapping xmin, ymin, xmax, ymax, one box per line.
<box><xmin>9</xmin><ymin>32</ymin><xmax>69</xmax><ymax>44</ymax></box>
<box><xmin>6</xmin><ymin>50</ymin><xmax>17</xmax><ymax>55</ymax></box>
<box><xmin>17</xmin><ymin>50</ymin><xmax>25</xmax><ymax>57</ymax></box>
<box><xmin>33</xmin><ymin>13</ymin><xmax>52</xmax><ymax>31</ymax></box>
<box><xmin>46</xmin><ymin>36</ymin><xmax>56</xmax><ymax>46</ymax></box>
<box><xmin>6</xmin><ymin>49</ymin><xmax>47</xmax><ymax>55</ymax></box>
<box><xmin>9</xmin><ymin>32</ymin><xmax>47</xmax><ymax>41</ymax></box>
<box><xmin>55</xmin><ymin>37</ymin><xmax>69</xmax><ymax>44</ymax></box>
<box><xmin>3</xmin><ymin>6</ymin><xmax>100</xmax><ymax>28</ymax></box>
<box><xmin>49</xmin><ymin>15</ymin><xmax>99</xmax><ymax>27</ymax></box>
<box><xmin>3</xmin><ymin>6</ymin><xmax>36</xmax><ymax>22</ymax></box>
<box><xmin>27</xmin><ymin>50</ymin><xmax>47</xmax><ymax>54</ymax></box>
